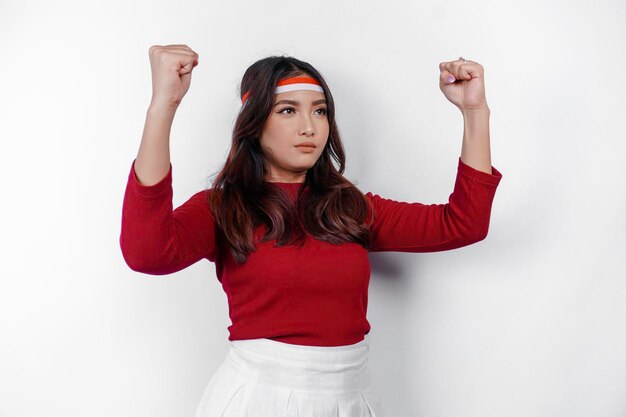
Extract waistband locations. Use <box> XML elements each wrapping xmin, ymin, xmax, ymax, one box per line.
<box><xmin>225</xmin><ymin>335</ymin><xmax>371</xmax><ymax>394</ymax></box>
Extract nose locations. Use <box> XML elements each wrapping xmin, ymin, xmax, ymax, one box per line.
<box><xmin>299</xmin><ymin>113</ymin><xmax>314</xmax><ymax>136</ymax></box>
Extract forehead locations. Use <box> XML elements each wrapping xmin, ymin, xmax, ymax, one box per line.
<box><xmin>273</xmin><ymin>89</ymin><xmax>326</xmax><ymax>105</ymax></box>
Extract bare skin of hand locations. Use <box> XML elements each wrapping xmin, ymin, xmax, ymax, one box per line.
<box><xmin>438</xmin><ymin>58</ymin><xmax>489</xmax><ymax>113</ymax></box>
<box><xmin>148</xmin><ymin>44</ymin><xmax>200</xmax><ymax>109</ymax></box>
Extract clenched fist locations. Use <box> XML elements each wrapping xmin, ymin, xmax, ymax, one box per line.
<box><xmin>148</xmin><ymin>44</ymin><xmax>199</xmax><ymax>109</ymax></box>
<box><xmin>439</xmin><ymin>57</ymin><xmax>488</xmax><ymax>113</ymax></box>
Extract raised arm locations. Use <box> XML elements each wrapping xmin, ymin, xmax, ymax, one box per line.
<box><xmin>119</xmin><ymin>44</ymin><xmax>218</xmax><ymax>275</ymax></box>
<box><xmin>364</xmin><ymin>57</ymin><xmax>503</xmax><ymax>253</ymax></box>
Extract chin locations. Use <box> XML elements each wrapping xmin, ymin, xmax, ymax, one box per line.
<box><xmin>292</xmin><ymin>164</ymin><xmax>314</xmax><ymax>171</ymax></box>
<box><xmin>288</xmin><ymin>163</ymin><xmax>315</xmax><ymax>173</ymax></box>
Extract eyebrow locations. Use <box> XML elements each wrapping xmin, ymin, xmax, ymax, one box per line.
<box><xmin>273</xmin><ymin>99</ymin><xmax>327</xmax><ymax>107</ymax></box>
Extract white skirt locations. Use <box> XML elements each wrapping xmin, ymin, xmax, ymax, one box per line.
<box><xmin>193</xmin><ymin>334</ymin><xmax>384</xmax><ymax>417</ymax></box>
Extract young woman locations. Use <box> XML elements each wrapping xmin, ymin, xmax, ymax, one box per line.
<box><xmin>120</xmin><ymin>45</ymin><xmax>502</xmax><ymax>417</ymax></box>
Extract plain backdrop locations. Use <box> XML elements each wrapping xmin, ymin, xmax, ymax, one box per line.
<box><xmin>1</xmin><ymin>0</ymin><xmax>625</xmax><ymax>416</ymax></box>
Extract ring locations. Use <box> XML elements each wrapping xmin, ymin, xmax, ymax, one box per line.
<box><xmin>458</xmin><ymin>56</ymin><xmax>467</xmax><ymax>64</ymax></box>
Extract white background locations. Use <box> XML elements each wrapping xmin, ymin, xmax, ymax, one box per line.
<box><xmin>1</xmin><ymin>0</ymin><xmax>625</xmax><ymax>416</ymax></box>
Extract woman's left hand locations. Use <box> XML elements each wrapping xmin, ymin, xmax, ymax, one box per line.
<box><xmin>439</xmin><ymin>58</ymin><xmax>489</xmax><ymax>112</ymax></box>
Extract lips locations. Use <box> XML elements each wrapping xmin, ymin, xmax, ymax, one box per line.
<box><xmin>296</xmin><ymin>141</ymin><xmax>316</xmax><ymax>148</ymax></box>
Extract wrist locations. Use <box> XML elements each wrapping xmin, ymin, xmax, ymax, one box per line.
<box><xmin>461</xmin><ymin>104</ymin><xmax>490</xmax><ymax>118</ymax></box>
<box><xmin>148</xmin><ymin>98</ymin><xmax>179</xmax><ymax>115</ymax></box>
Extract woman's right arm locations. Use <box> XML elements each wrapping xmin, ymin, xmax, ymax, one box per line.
<box><xmin>119</xmin><ymin>45</ymin><xmax>218</xmax><ymax>275</ymax></box>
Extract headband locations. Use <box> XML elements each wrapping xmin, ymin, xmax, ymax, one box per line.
<box><xmin>241</xmin><ymin>76</ymin><xmax>324</xmax><ymax>105</ymax></box>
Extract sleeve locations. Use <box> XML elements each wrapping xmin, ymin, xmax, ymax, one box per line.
<box><xmin>119</xmin><ymin>159</ymin><xmax>219</xmax><ymax>275</ymax></box>
<box><xmin>365</xmin><ymin>156</ymin><xmax>503</xmax><ymax>252</ymax></box>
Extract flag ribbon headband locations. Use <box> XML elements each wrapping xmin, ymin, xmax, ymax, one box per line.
<box><xmin>241</xmin><ymin>76</ymin><xmax>323</xmax><ymax>105</ymax></box>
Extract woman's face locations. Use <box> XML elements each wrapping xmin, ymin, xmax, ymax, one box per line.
<box><xmin>259</xmin><ymin>88</ymin><xmax>329</xmax><ymax>183</ymax></box>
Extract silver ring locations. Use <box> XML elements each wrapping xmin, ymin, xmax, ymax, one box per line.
<box><xmin>458</xmin><ymin>56</ymin><xmax>467</xmax><ymax>64</ymax></box>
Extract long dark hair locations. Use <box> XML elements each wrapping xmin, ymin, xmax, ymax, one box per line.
<box><xmin>205</xmin><ymin>55</ymin><xmax>373</xmax><ymax>264</ymax></box>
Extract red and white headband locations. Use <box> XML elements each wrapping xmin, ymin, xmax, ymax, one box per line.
<box><xmin>241</xmin><ymin>76</ymin><xmax>324</xmax><ymax>106</ymax></box>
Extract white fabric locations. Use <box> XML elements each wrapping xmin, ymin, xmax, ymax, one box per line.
<box><xmin>193</xmin><ymin>334</ymin><xmax>384</xmax><ymax>417</ymax></box>
<box><xmin>274</xmin><ymin>83</ymin><xmax>324</xmax><ymax>95</ymax></box>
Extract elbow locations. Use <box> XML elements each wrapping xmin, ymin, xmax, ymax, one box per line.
<box><xmin>120</xmin><ymin>235</ymin><xmax>143</xmax><ymax>272</ymax></box>
<box><xmin>121</xmin><ymin>254</ymin><xmax>170</xmax><ymax>275</ymax></box>
<box><xmin>455</xmin><ymin>213</ymin><xmax>492</xmax><ymax>245</ymax></box>
<box><xmin>122</xmin><ymin>255</ymin><xmax>148</xmax><ymax>273</ymax></box>
<box><xmin>120</xmin><ymin>248</ymin><xmax>151</xmax><ymax>274</ymax></box>
<box><xmin>119</xmin><ymin>238</ymin><xmax>167</xmax><ymax>275</ymax></box>
<box><xmin>451</xmin><ymin>219</ymin><xmax>490</xmax><ymax>246</ymax></box>
<box><xmin>468</xmin><ymin>226</ymin><xmax>490</xmax><ymax>244</ymax></box>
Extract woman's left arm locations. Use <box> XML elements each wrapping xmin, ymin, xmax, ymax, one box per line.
<box><xmin>365</xmin><ymin>58</ymin><xmax>502</xmax><ymax>253</ymax></box>
<box><xmin>461</xmin><ymin>108</ymin><xmax>492</xmax><ymax>174</ymax></box>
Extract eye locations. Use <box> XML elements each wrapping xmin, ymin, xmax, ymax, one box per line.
<box><xmin>277</xmin><ymin>107</ymin><xmax>328</xmax><ymax>115</ymax></box>
<box><xmin>278</xmin><ymin>107</ymin><xmax>295</xmax><ymax>114</ymax></box>
<box><xmin>316</xmin><ymin>108</ymin><xmax>328</xmax><ymax>115</ymax></box>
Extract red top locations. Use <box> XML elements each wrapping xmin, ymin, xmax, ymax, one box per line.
<box><xmin>120</xmin><ymin>157</ymin><xmax>503</xmax><ymax>346</ymax></box>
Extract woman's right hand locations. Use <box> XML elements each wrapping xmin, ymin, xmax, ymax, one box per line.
<box><xmin>148</xmin><ymin>44</ymin><xmax>199</xmax><ymax>109</ymax></box>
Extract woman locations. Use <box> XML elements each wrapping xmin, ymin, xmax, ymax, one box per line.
<box><xmin>120</xmin><ymin>45</ymin><xmax>502</xmax><ymax>417</ymax></box>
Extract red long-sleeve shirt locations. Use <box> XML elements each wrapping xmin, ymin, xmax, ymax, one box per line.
<box><xmin>120</xmin><ymin>157</ymin><xmax>502</xmax><ymax>346</ymax></box>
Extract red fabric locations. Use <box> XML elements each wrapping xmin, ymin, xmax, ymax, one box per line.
<box><xmin>120</xmin><ymin>157</ymin><xmax>502</xmax><ymax>346</ymax></box>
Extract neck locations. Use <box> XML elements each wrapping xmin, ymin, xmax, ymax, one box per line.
<box><xmin>265</xmin><ymin>174</ymin><xmax>306</xmax><ymax>184</ymax></box>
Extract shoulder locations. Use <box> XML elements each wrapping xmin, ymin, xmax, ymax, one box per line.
<box><xmin>181</xmin><ymin>188</ymin><xmax>222</xmax><ymax>216</ymax></box>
